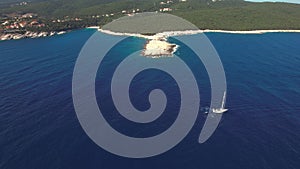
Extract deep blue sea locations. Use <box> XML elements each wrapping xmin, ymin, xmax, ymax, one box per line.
<box><xmin>1</xmin><ymin>29</ymin><xmax>300</xmax><ymax>169</ymax></box>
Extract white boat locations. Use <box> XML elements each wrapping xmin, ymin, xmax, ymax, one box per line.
<box><xmin>212</xmin><ymin>91</ymin><xmax>228</xmax><ymax>114</ymax></box>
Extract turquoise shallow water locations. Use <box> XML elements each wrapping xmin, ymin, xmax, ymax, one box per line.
<box><xmin>0</xmin><ymin>29</ymin><xmax>300</xmax><ymax>169</ymax></box>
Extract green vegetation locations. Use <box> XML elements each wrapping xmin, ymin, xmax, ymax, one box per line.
<box><xmin>1</xmin><ymin>0</ymin><xmax>300</xmax><ymax>31</ymax></box>
<box><xmin>171</xmin><ymin>1</ymin><xmax>300</xmax><ymax>30</ymax></box>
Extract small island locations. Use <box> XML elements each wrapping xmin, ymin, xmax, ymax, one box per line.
<box><xmin>142</xmin><ymin>38</ymin><xmax>178</xmax><ymax>58</ymax></box>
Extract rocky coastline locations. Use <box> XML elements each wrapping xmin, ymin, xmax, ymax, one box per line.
<box><xmin>0</xmin><ymin>31</ymin><xmax>67</xmax><ymax>41</ymax></box>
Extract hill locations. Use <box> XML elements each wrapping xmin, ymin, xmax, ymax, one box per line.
<box><xmin>0</xmin><ymin>0</ymin><xmax>300</xmax><ymax>30</ymax></box>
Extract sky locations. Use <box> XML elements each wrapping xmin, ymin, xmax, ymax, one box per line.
<box><xmin>246</xmin><ymin>0</ymin><xmax>300</xmax><ymax>4</ymax></box>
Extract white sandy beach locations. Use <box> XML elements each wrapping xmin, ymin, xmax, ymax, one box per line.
<box><xmin>97</xmin><ymin>28</ymin><xmax>300</xmax><ymax>38</ymax></box>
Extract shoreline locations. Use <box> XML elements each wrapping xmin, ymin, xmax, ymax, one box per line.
<box><xmin>2</xmin><ymin>27</ymin><xmax>300</xmax><ymax>42</ymax></box>
<box><xmin>97</xmin><ymin>28</ymin><xmax>300</xmax><ymax>58</ymax></box>
<box><xmin>0</xmin><ymin>30</ymin><xmax>67</xmax><ymax>41</ymax></box>
<box><xmin>98</xmin><ymin>28</ymin><xmax>300</xmax><ymax>38</ymax></box>
<box><xmin>201</xmin><ymin>29</ymin><xmax>300</xmax><ymax>34</ymax></box>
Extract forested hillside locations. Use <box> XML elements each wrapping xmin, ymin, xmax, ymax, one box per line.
<box><xmin>1</xmin><ymin>0</ymin><xmax>300</xmax><ymax>30</ymax></box>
